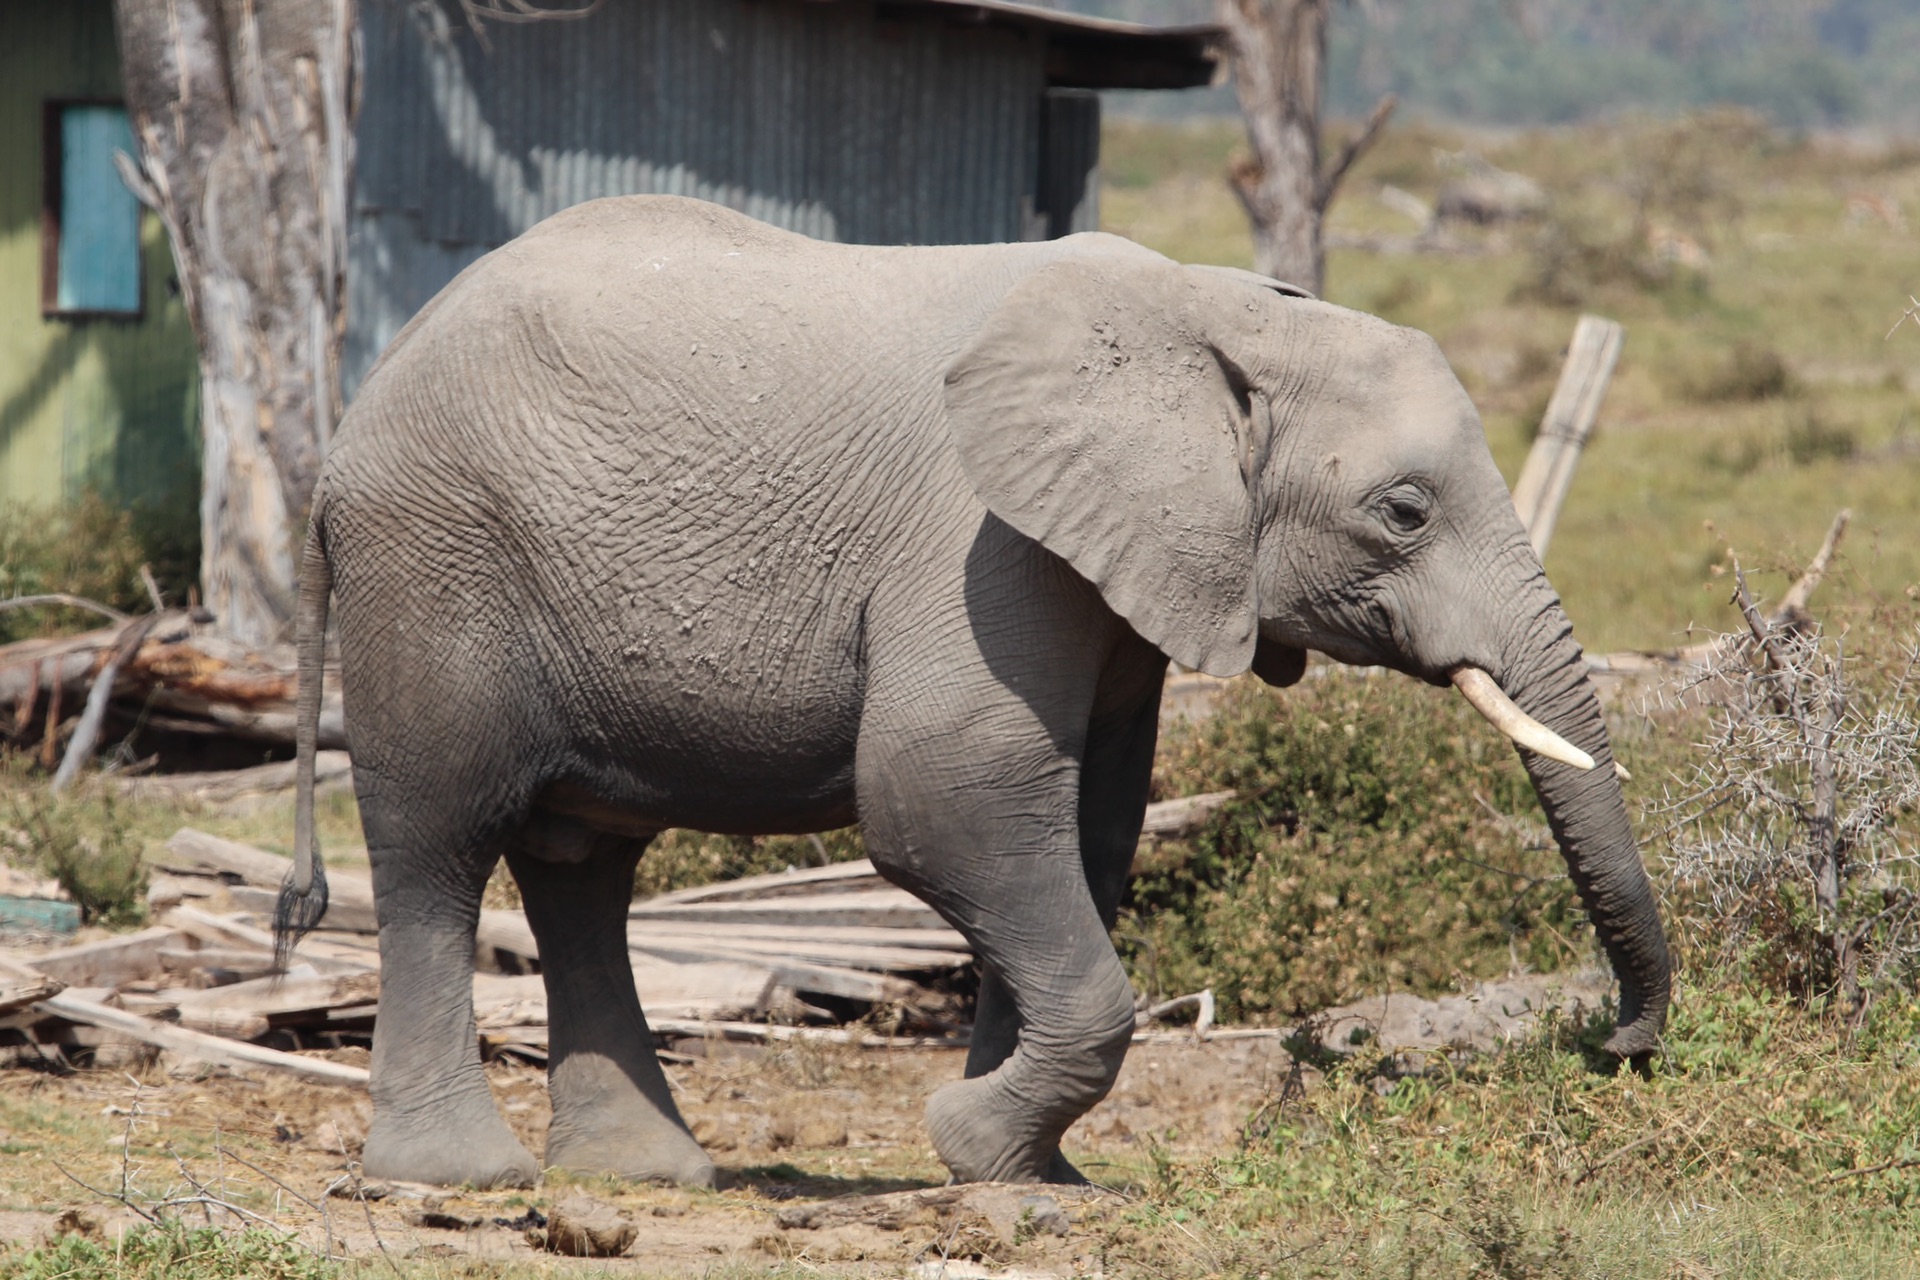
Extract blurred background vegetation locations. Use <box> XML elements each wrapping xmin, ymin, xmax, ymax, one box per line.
<box><xmin>1057</xmin><ymin>0</ymin><xmax>1920</xmax><ymax>133</ymax></box>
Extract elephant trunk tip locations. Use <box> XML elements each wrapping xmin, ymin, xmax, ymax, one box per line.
<box><xmin>1451</xmin><ymin>666</ymin><xmax>1596</xmax><ymax>771</ymax></box>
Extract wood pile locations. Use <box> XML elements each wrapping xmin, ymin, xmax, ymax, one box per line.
<box><xmin>0</xmin><ymin>608</ymin><xmax>344</xmax><ymax>770</ymax></box>
<box><xmin>0</xmin><ymin>788</ymin><xmax>1240</xmax><ymax>1080</ymax></box>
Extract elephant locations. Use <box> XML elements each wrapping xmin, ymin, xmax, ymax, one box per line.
<box><xmin>278</xmin><ymin>194</ymin><xmax>1669</xmax><ymax>1191</ymax></box>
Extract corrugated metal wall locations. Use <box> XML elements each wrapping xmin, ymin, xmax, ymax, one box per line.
<box><xmin>347</xmin><ymin>0</ymin><xmax>1100</xmax><ymax>393</ymax></box>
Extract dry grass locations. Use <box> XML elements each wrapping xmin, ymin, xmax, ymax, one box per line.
<box><xmin>1103</xmin><ymin>113</ymin><xmax>1920</xmax><ymax>655</ymax></box>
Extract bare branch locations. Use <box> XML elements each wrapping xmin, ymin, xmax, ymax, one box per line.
<box><xmin>0</xmin><ymin>595</ymin><xmax>130</xmax><ymax>622</ymax></box>
<box><xmin>1318</xmin><ymin>92</ymin><xmax>1397</xmax><ymax>209</ymax></box>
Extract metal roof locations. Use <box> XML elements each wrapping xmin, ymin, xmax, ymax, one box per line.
<box><xmin>871</xmin><ymin>1</ymin><xmax>1221</xmax><ymax>89</ymax></box>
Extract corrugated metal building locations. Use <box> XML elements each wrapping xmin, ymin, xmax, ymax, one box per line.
<box><xmin>345</xmin><ymin>0</ymin><xmax>1216</xmax><ymax>391</ymax></box>
<box><xmin>2</xmin><ymin>0</ymin><xmax>1215</xmax><ymax>514</ymax></box>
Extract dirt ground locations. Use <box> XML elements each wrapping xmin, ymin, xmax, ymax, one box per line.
<box><xmin>0</xmin><ymin>1033</ymin><xmax>1299</xmax><ymax>1273</ymax></box>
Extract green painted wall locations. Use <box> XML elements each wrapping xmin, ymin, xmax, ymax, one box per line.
<box><xmin>0</xmin><ymin>0</ymin><xmax>199</xmax><ymax>515</ymax></box>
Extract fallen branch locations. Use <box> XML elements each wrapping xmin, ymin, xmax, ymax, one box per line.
<box><xmin>52</xmin><ymin>613</ymin><xmax>159</xmax><ymax>793</ymax></box>
<box><xmin>0</xmin><ymin>594</ymin><xmax>129</xmax><ymax>623</ymax></box>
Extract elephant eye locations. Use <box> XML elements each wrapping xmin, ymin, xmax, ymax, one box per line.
<box><xmin>1382</xmin><ymin>490</ymin><xmax>1431</xmax><ymax>534</ymax></box>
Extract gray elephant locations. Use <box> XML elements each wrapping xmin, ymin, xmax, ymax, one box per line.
<box><xmin>279</xmin><ymin>195</ymin><xmax>1669</xmax><ymax>1190</ymax></box>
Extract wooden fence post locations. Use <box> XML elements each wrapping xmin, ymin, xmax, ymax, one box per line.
<box><xmin>1510</xmin><ymin>314</ymin><xmax>1625</xmax><ymax>559</ymax></box>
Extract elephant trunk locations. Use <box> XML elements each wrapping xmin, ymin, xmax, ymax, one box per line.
<box><xmin>1476</xmin><ymin>575</ymin><xmax>1671</xmax><ymax>1059</ymax></box>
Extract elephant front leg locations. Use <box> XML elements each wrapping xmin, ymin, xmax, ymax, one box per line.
<box><xmin>363</xmin><ymin>865</ymin><xmax>539</xmax><ymax>1189</ymax></box>
<box><xmin>506</xmin><ymin>833</ymin><xmax>716</xmax><ymax>1188</ymax></box>
<box><xmin>865</xmin><ymin>753</ymin><xmax>1137</xmax><ymax>1183</ymax></box>
<box><xmin>960</xmin><ymin>691</ymin><xmax>1162</xmax><ymax>1184</ymax></box>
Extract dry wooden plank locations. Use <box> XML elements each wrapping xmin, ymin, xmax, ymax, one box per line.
<box><xmin>647</xmin><ymin>1018</ymin><xmax>968</xmax><ymax>1048</ymax></box>
<box><xmin>477</xmin><ymin>909</ymin><xmax>538</xmax><ymax>961</ymax></box>
<box><xmin>1509</xmin><ymin>314</ymin><xmax>1625</xmax><ymax>558</ymax></box>
<box><xmin>627</xmin><ymin>940</ymin><xmax>926</xmax><ymax>1004</ymax></box>
<box><xmin>158</xmin><ymin>908</ymin><xmax>372</xmax><ymax>975</ymax></box>
<box><xmin>157</xmin><ymin>946</ymin><xmax>278</xmax><ymax>982</ymax></box>
<box><xmin>634</xmin><ymin>858</ymin><xmax>885</xmax><ymax>910</ymax></box>
<box><xmin>25</xmin><ymin>926</ymin><xmax>185</xmax><ymax>987</ymax></box>
<box><xmin>473</xmin><ymin>960</ymin><xmax>779</xmax><ymax>1026</ymax></box>
<box><xmin>630</xmin><ymin>889</ymin><xmax>945</xmax><ymax>931</ymax></box>
<box><xmin>34</xmin><ymin>992</ymin><xmax>369</xmax><ymax>1085</ymax></box>
<box><xmin>161</xmin><ymin>905</ymin><xmax>280</xmax><ymax>952</ymax></box>
<box><xmin>627</xmin><ymin>925</ymin><xmax>970</xmax><ymax>974</ymax></box>
<box><xmin>226</xmin><ymin>884</ymin><xmax>377</xmax><ymax>933</ymax></box>
<box><xmin>177</xmin><ymin>1007</ymin><xmax>272</xmax><ymax>1040</ymax></box>
<box><xmin>171</xmin><ymin>971</ymin><xmax>379</xmax><ymax>1020</ymax></box>
<box><xmin>1140</xmin><ymin>790</ymin><xmax>1237</xmax><ymax>839</ymax></box>
<box><xmin>628</xmin><ymin>920</ymin><xmax>970</xmax><ymax>953</ymax></box>
<box><xmin>0</xmin><ymin>973</ymin><xmax>64</xmax><ymax>1014</ymax></box>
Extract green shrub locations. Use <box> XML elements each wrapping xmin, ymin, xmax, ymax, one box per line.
<box><xmin>3</xmin><ymin>758</ymin><xmax>148</xmax><ymax>926</ymax></box>
<box><xmin>1681</xmin><ymin>339</ymin><xmax>1795</xmax><ymax>403</ymax></box>
<box><xmin>0</xmin><ymin>490</ymin><xmax>198</xmax><ymax>643</ymax></box>
<box><xmin>3</xmin><ymin>1222</ymin><xmax>337</xmax><ymax>1280</ymax></box>
<box><xmin>1125</xmin><ymin>673</ymin><xmax>1585</xmax><ymax>1021</ymax></box>
<box><xmin>634</xmin><ymin>827</ymin><xmax>867</xmax><ymax>900</ymax></box>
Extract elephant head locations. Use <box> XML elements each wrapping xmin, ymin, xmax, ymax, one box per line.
<box><xmin>942</xmin><ymin>256</ymin><xmax>1669</xmax><ymax>1059</ymax></box>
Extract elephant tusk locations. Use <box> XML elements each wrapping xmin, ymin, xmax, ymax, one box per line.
<box><xmin>1451</xmin><ymin>667</ymin><xmax>1597</xmax><ymax>772</ymax></box>
<box><xmin>1615</xmin><ymin>761</ymin><xmax>1633</xmax><ymax>782</ymax></box>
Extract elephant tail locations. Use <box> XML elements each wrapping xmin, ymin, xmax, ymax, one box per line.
<box><xmin>276</xmin><ymin>497</ymin><xmax>334</xmax><ymax>970</ymax></box>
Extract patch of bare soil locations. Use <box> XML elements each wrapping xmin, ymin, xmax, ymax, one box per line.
<box><xmin>0</xmin><ymin>1036</ymin><xmax>1293</xmax><ymax>1273</ymax></box>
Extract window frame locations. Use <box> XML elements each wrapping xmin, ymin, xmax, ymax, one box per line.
<box><xmin>40</xmin><ymin>97</ymin><xmax>145</xmax><ymax>321</ymax></box>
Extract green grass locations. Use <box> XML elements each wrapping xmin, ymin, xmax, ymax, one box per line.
<box><xmin>1102</xmin><ymin>114</ymin><xmax>1920</xmax><ymax>654</ymax></box>
<box><xmin>1098</xmin><ymin>982</ymin><xmax>1920</xmax><ymax>1278</ymax></box>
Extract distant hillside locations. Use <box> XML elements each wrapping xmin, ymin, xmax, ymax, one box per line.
<box><xmin>1048</xmin><ymin>0</ymin><xmax>1920</xmax><ymax>131</ymax></box>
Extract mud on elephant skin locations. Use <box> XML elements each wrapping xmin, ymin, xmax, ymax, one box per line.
<box><xmin>277</xmin><ymin>195</ymin><xmax>1669</xmax><ymax>1189</ymax></box>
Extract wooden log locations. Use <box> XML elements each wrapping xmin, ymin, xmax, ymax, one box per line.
<box><xmin>0</xmin><ymin>613</ymin><xmax>348</xmax><ymax>752</ymax></box>
<box><xmin>1509</xmin><ymin>314</ymin><xmax>1625</xmax><ymax>559</ymax></box>
<box><xmin>52</xmin><ymin>613</ymin><xmax>160</xmax><ymax>793</ymax></box>
<box><xmin>115</xmin><ymin>751</ymin><xmax>354</xmax><ymax>803</ymax></box>
<box><xmin>33</xmin><ymin>992</ymin><xmax>368</xmax><ymax>1085</ymax></box>
<box><xmin>25</xmin><ymin>926</ymin><xmax>184</xmax><ymax>987</ymax></box>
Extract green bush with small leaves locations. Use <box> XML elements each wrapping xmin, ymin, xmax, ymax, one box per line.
<box><xmin>4</xmin><ymin>1223</ymin><xmax>337</xmax><ymax>1280</ymax></box>
<box><xmin>1124</xmin><ymin>673</ymin><xmax>1588</xmax><ymax>1021</ymax></box>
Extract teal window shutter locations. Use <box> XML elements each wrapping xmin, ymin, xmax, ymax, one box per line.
<box><xmin>52</xmin><ymin>104</ymin><xmax>142</xmax><ymax>315</ymax></box>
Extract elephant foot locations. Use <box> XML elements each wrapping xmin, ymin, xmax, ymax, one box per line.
<box><xmin>927</xmin><ymin>1076</ymin><xmax>1075</xmax><ymax>1184</ymax></box>
<box><xmin>544</xmin><ymin>1126</ymin><xmax>716</xmax><ymax>1188</ymax></box>
<box><xmin>1045</xmin><ymin>1149</ymin><xmax>1091</xmax><ymax>1185</ymax></box>
<box><xmin>363</xmin><ymin>1111</ymin><xmax>538</xmax><ymax>1190</ymax></box>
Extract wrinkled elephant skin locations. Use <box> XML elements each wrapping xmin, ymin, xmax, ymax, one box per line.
<box><xmin>283</xmin><ymin>196</ymin><xmax>1669</xmax><ymax>1189</ymax></box>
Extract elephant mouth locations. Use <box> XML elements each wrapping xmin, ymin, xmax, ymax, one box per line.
<box><xmin>1450</xmin><ymin>667</ymin><xmax>1596</xmax><ymax>772</ymax></box>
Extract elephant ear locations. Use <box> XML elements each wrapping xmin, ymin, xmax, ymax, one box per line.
<box><xmin>1185</xmin><ymin>263</ymin><xmax>1317</xmax><ymax>300</ymax></box>
<box><xmin>944</xmin><ymin>257</ymin><xmax>1277</xmax><ymax>678</ymax></box>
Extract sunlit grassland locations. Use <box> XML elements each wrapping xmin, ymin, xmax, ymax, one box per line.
<box><xmin>1102</xmin><ymin>115</ymin><xmax>1920</xmax><ymax>655</ymax></box>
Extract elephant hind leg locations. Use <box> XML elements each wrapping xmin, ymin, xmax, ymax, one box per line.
<box><xmin>359</xmin><ymin>800</ymin><xmax>539</xmax><ymax>1189</ymax></box>
<box><xmin>508</xmin><ymin>821</ymin><xmax>716</xmax><ymax>1188</ymax></box>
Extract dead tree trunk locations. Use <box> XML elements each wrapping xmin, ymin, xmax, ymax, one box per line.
<box><xmin>1217</xmin><ymin>0</ymin><xmax>1394</xmax><ymax>294</ymax></box>
<box><xmin>110</xmin><ymin>0</ymin><xmax>356</xmax><ymax>647</ymax></box>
